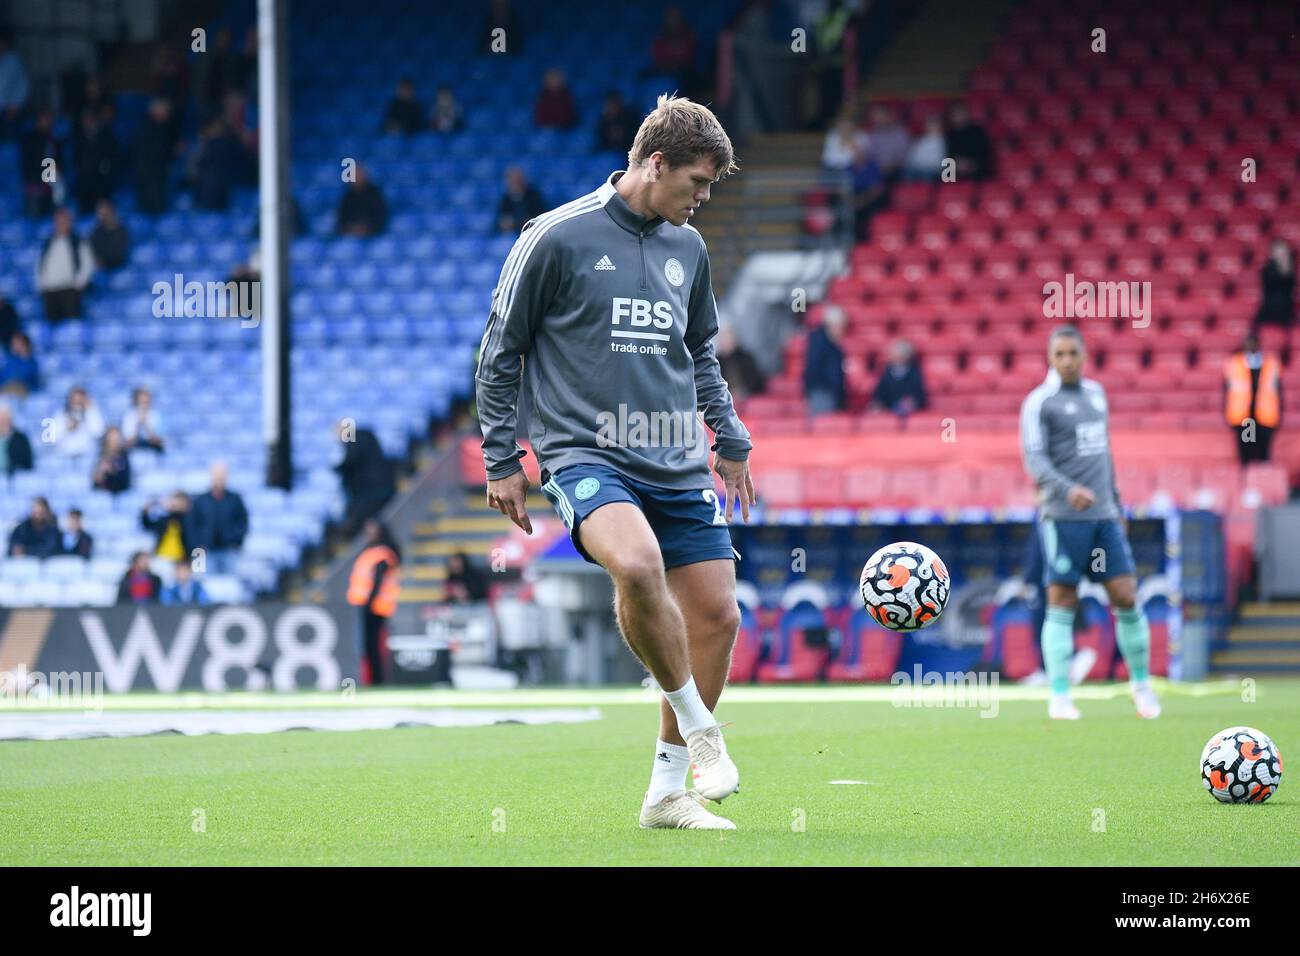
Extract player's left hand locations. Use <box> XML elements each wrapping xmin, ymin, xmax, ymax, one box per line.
<box><xmin>713</xmin><ymin>454</ymin><xmax>755</xmax><ymax>524</ymax></box>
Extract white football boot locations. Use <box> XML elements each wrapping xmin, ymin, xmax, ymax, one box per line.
<box><xmin>639</xmin><ymin>790</ymin><xmax>736</xmax><ymax>830</ymax></box>
<box><xmin>1048</xmin><ymin>693</ymin><xmax>1081</xmax><ymax>720</ymax></box>
<box><xmin>686</xmin><ymin>724</ymin><xmax>740</xmax><ymax>802</ymax></box>
<box><xmin>1133</xmin><ymin>683</ymin><xmax>1162</xmax><ymax>719</ymax></box>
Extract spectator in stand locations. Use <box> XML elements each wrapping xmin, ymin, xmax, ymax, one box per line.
<box><xmin>52</xmin><ymin>386</ymin><xmax>105</xmax><ymax>458</ymax></box>
<box><xmin>142</xmin><ymin>492</ymin><xmax>194</xmax><ymax>562</ymax></box>
<box><xmin>336</xmin><ymin>164</ymin><xmax>389</xmax><ymax>237</ymax></box>
<box><xmin>92</xmin><ymin>425</ymin><xmax>131</xmax><ymax>494</ymax></box>
<box><xmin>8</xmin><ymin>496</ymin><xmax>60</xmax><ymax>558</ymax></box>
<box><xmin>20</xmin><ymin>107</ymin><xmax>62</xmax><ymax>218</ymax></box>
<box><xmin>534</xmin><ymin>67</ymin><xmax>577</xmax><ymax>129</ymax></box>
<box><xmin>0</xmin><ymin>33</ymin><xmax>30</xmax><ymax>139</ymax></box>
<box><xmin>865</xmin><ymin>104</ymin><xmax>911</xmax><ymax>184</ymax></box>
<box><xmin>89</xmin><ymin>198</ymin><xmax>129</xmax><ymax>270</ymax></box>
<box><xmin>595</xmin><ymin>90</ymin><xmax>639</xmax><ymax>154</ymax></box>
<box><xmin>1224</xmin><ymin>332</ymin><xmax>1282</xmax><ymax>465</ymax></box>
<box><xmin>495</xmin><ymin>165</ymin><xmax>545</xmax><ymax>235</ymax></box>
<box><xmin>717</xmin><ymin>325</ymin><xmax>766</xmax><ymax>401</ymax></box>
<box><xmin>71</xmin><ymin>107</ymin><xmax>120</xmax><ymax>212</ymax></box>
<box><xmin>75</xmin><ymin>75</ymin><xmax>114</xmax><ymax>127</ymax></box>
<box><xmin>903</xmin><ymin>114</ymin><xmax>946</xmax><ymax>182</ymax></box>
<box><xmin>36</xmin><ymin>207</ymin><xmax>95</xmax><ymax>322</ymax></box>
<box><xmin>191</xmin><ymin>462</ymin><xmax>249</xmax><ymax>575</ymax></box>
<box><xmin>650</xmin><ymin>6</ymin><xmax>699</xmax><ymax>89</ymax></box>
<box><xmin>430</xmin><ymin>85</ymin><xmax>465</xmax><ymax>134</ymax></box>
<box><xmin>483</xmin><ymin>0</ymin><xmax>524</xmax><ymax>55</ymax></box>
<box><xmin>0</xmin><ymin>402</ymin><xmax>34</xmax><ymax>475</ymax></box>
<box><xmin>148</xmin><ymin>45</ymin><xmax>187</xmax><ymax>134</ymax></box>
<box><xmin>1254</xmin><ymin>239</ymin><xmax>1295</xmax><ymax>329</ymax></box>
<box><xmin>0</xmin><ymin>292</ymin><xmax>19</xmax><ymax>344</ymax></box>
<box><xmin>804</xmin><ymin>305</ymin><xmax>848</xmax><ymax>415</ymax></box>
<box><xmin>822</xmin><ymin>111</ymin><xmax>869</xmax><ymax>172</ymax></box>
<box><xmin>445</xmin><ymin>551</ymin><xmax>488</xmax><ymax>603</ymax></box>
<box><xmin>383</xmin><ymin>76</ymin><xmax>425</xmax><ymax>135</ymax></box>
<box><xmin>189</xmin><ymin>118</ymin><xmax>240</xmax><ymax>211</ymax></box>
<box><xmin>61</xmin><ymin>508</ymin><xmax>93</xmax><ymax>558</ymax></box>
<box><xmin>334</xmin><ymin>420</ymin><xmax>396</xmax><ymax>538</ymax></box>
<box><xmin>129</xmin><ymin>98</ymin><xmax>175</xmax><ymax>215</ymax></box>
<box><xmin>871</xmin><ymin>339</ymin><xmax>928</xmax><ymax>416</ymax></box>
<box><xmin>347</xmin><ymin>519</ymin><xmax>402</xmax><ymax>685</ymax></box>
<box><xmin>1</xmin><ymin>331</ymin><xmax>39</xmax><ymax>396</ymax></box>
<box><xmin>161</xmin><ymin>560</ymin><xmax>210</xmax><ymax>606</ymax></box>
<box><xmin>946</xmin><ymin>101</ymin><xmax>992</xmax><ymax>181</ymax></box>
<box><xmin>849</xmin><ymin>139</ymin><xmax>886</xmax><ymax>240</ymax></box>
<box><xmin>122</xmin><ymin>386</ymin><xmax>165</xmax><ymax>453</ymax></box>
<box><xmin>116</xmin><ymin>551</ymin><xmax>162</xmax><ymax>605</ymax></box>
<box><xmin>192</xmin><ymin>26</ymin><xmax>241</xmax><ymax>121</ymax></box>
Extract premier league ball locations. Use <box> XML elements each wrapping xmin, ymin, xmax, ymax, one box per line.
<box><xmin>859</xmin><ymin>541</ymin><xmax>950</xmax><ymax>631</ymax></box>
<box><xmin>1200</xmin><ymin>726</ymin><xmax>1283</xmax><ymax>804</ymax></box>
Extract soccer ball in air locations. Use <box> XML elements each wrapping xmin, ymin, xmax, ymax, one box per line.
<box><xmin>1200</xmin><ymin>726</ymin><xmax>1283</xmax><ymax>804</ymax></box>
<box><xmin>859</xmin><ymin>541</ymin><xmax>950</xmax><ymax>631</ymax></box>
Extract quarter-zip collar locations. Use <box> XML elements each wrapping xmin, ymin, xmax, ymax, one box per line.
<box><xmin>598</xmin><ymin>170</ymin><xmax>668</xmax><ymax>237</ymax></box>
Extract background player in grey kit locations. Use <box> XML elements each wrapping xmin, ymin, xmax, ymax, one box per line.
<box><xmin>1019</xmin><ymin>325</ymin><xmax>1161</xmax><ymax>721</ymax></box>
<box><xmin>476</xmin><ymin>95</ymin><xmax>754</xmax><ymax>829</ymax></box>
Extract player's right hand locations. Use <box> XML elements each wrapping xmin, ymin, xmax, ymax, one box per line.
<box><xmin>487</xmin><ymin>470</ymin><xmax>533</xmax><ymax>535</ymax></box>
<box><xmin>1066</xmin><ymin>484</ymin><xmax>1096</xmax><ymax>511</ymax></box>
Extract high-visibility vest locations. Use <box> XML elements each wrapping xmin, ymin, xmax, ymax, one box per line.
<box><xmin>1224</xmin><ymin>354</ymin><xmax>1281</xmax><ymax>428</ymax></box>
<box><xmin>347</xmin><ymin>545</ymin><xmax>401</xmax><ymax>617</ymax></box>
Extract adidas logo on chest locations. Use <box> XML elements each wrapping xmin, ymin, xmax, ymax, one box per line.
<box><xmin>594</xmin><ymin>255</ymin><xmax>616</xmax><ymax>271</ymax></box>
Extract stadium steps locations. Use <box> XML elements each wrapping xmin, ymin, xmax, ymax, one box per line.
<box><xmin>1210</xmin><ymin>602</ymin><xmax>1300</xmax><ymax>673</ymax></box>
<box><xmin>397</xmin><ymin>491</ymin><xmax>547</xmax><ymax>606</ymax></box>
<box><xmin>692</xmin><ymin>132</ymin><xmax>829</xmax><ymax>295</ymax></box>
<box><xmin>858</xmin><ymin>0</ymin><xmax>1020</xmax><ymax>97</ymax></box>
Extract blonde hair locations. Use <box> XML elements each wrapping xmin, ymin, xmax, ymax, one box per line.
<box><xmin>628</xmin><ymin>94</ymin><xmax>738</xmax><ymax>179</ymax></box>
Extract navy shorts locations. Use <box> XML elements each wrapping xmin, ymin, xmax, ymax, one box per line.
<box><xmin>1038</xmin><ymin>516</ymin><xmax>1136</xmax><ymax>586</ymax></box>
<box><xmin>540</xmin><ymin>463</ymin><xmax>739</xmax><ymax>570</ymax></box>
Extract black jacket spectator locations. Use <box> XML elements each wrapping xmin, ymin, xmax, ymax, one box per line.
<box><xmin>20</xmin><ymin>109</ymin><xmax>62</xmax><ymax>218</ymax></box>
<box><xmin>1256</xmin><ymin>243</ymin><xmax>1295</xmax><ymax>328</ymax></box>
<box><xmin>872</xmin><ymin>361</ymin><xmax>928</xmax><ymax>414</ymax></box>
<box><xmin>0</xmin><ymin>295</ymin><xmax>19</xmax><ymax>345</ymax></box>
<box><xmin>8</xmin><ymin>500</ymin><xmax>60</xmax><ymax>558</ymax></box>
<box><xmin>335</xmin><ymin>425</ymin><xmax>396</xmax><ymax>536</ymax></box>
<box><xmin>191</xmin><ymin>487</ymin><xmax>249</xmax><ymax>553</ymax></box>
<box><xmin>946</xmin><ymin>103</ymin><xmax>993</xmax><ymax>181</ymax></box>
<box><xmin>190</xmin><ymin>119</ymin><xmax>241</xmax><ymax>211</ymax></box>
<box><xmin>0</xmin><ymin>408</ymin><xmax>33</xmax><ymax>475</ymax></box>
<box><xmin>803</xmin><ymin>309</ymin><xmax>848</xmax><ymax>414</ymax></box>
<box><xmin>717</xmin><ymin>327</ymin><xmax>766</xmax><ymax>400</ymax></box>
<box><xmin>71</xmin><ymin>109</ymin><xmax>121</xmax><ymax>212</ymax></box>
<box><xmin>61</xmin><ymin>511</ymin><xmax>94</xmax><ymax>559</ymax></box>
<box><xmin>596</xmin><ymin>92</ymin><xmax>639</xmax><ymax>153</ymax></box>
<box><xmin>129</xmin><ymin>99</ymin><xmax>175</xmax><ymax>215</ymax></box>
<box><xmin>496</xmin><ymin>167</ymin><xmax>545</xmax><ymax>234</ymax></box>
<box><xmin>89</xmin><ymin>200</ymin><xmax>129</xmax><ymax>269</ymax></box>
<box><xmin>383</xmin><ymin>79</ymin><xmax>425</xmax><ymax>135</ymax></box>
<box><xmin>337</xmin><ymin>167</ymin><xmax>389</xmax><ymax>237</ymax></box>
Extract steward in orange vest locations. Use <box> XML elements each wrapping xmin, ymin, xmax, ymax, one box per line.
<box><xmin>1224</xmin><ymin>348</ymin><xmax>1281</xmax><ymax>429</ymax></box>
<box><xmin>348</xmin><ymin>543</ymin><xmax>401</xmax><ymax>617</ymax></box>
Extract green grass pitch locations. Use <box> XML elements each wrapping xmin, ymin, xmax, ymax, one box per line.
<box><xmin>1</xmin><ymin>681</ymin><xmax>1297</xmax><ymax>866</ymax></box>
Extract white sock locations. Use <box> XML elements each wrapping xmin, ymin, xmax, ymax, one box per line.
<box><xmin>664</xmin><ymin>676</ymin><xmax>715</xmax><ymax>740</ymax></box>
<box><xmin>646</xmin><ymin>740</ymin><xmax>691</xmax><ymax>805</ymax></box>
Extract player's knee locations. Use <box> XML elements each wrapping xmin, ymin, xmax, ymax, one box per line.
<box><xmin>701</xmin><ymin>600</ymin><xmax>741</xmax><ymax>643</ymax></box>
<box><xmin>607</xmin><ymin>550</ymin><xmax>666</xmax><ymax>598</ymax></box>
<box><xmin>1047</xmin><ymin>588</ymin><xmax>1078</xmax><ymax>610</ymax></box>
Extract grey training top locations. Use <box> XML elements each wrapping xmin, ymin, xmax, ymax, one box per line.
<box><xmin>476</xmin><ymin>171</ymin><xmax>752</xmax><ymax>489</ymax></box>
<box><xmin>1019</xmin><ymin>370</ymin><xmax>1122</xmax><ymax>521</ymax></box>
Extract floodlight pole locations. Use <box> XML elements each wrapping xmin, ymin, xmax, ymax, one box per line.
<box><xmin>259</xmin><ymin>0</ymin><xmax>293</xmax><ymax>490</ymax></box>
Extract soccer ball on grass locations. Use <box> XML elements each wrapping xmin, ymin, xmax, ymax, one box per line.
<box><xmin>859</xmin><ymin>541</ymin><xmax>950</xmax><ymax>631</ymax></box>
